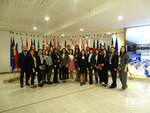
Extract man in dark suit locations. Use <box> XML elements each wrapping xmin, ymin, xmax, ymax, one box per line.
<box><xmin>18</xmin><ymin>46</ymin><xmax>30</xmax><ymax>88</ymax></box>
<box><xmin>88</xmin><ymin>48</ymin><xmax>95</xmax><ymax>85</ymax></box>
<box><xmin>85</xmin><ymin>46</ymin><xmax>90</xmax><ymax>81</ymax></box>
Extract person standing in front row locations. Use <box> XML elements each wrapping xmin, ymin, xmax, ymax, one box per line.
<box><xmin>60</xmin><ymin>48</ymin><xmax>69</xmax><ymax>82</ymax></box>
<box><xmin>88</xmin><ymin>48</ymin><xmax>95</xmax><ymax>85</ymax></box>
<box><xmin>68</xmin><ymin>49</ymin><xmax>75</xmax><ymax>81</ymax></box>
<box><xmin>18</xmin><ymin>46</ymin><xmax>30</xmax><ymax>88</ymax></box>
<box><xmin>78</xmin><ymin>50</ymin><xmax>88</xmax><ymax>86</ymax></box>
<box><xmin>109</xmin><ymin>47</ymin><xmax>118</xmax><ymax>88</ymax></box>
<box><xmin>74</xmin><ymin>48</ymin><xmax>80</xmax><ymax>81</ymax></box>
<box><xmin>45</xmin><ymin>50</ymin><xmax>53</xmax><ymax>84</ymax></box>
<box><xmin>52</xmin><ymin>48</ymin><xmax>60</xmax><ymax>83</ymax></box>
<box><xmin>85</xmin><ymin>46</ymin><xmax>90</xmax><ymax>81</ymax></box>
<box><xmin>101</xmin><ymin>49</ymin><xmax>109</xmax><ymax>87</ymax></box>
<box><xmin>118</xmin><ymin>46</ymin><xmax>129</xmax><ymax>91</ymax></box>
<box><xmin>28</xmin><ymin>50</ymin><xmax>38</xmax><ymax>88</ymax></box>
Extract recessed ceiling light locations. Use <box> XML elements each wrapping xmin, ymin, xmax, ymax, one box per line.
<box><xmin>62</xmin><ymin>34</ymin><xmax>64</xmax><ymax>37</ymax></box>
<box><xmin>107</xmin><ymin>32</ymin><xmax>110</xmax><ymax>34</ymax></box>
<box><xmin>80</xmin><ymin>28</ymin><xmax>83</xmax><ymax>31</ymax></box>
<box><xmin>117</xmin><ymin>16</ymin><xmax>123</xmax><ymax>20</ymax></box>
<box><xmin>45</xmin><ymin>17</ymin><xmax>49</xmax><ymax>21</ymax></box>
<box><xmin>33</xmin><ymin>27</ymin><xmax>37</xmax><ymax>30</ymax></box>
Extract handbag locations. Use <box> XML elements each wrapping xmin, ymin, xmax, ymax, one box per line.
<box><xmin>117</xmin><ymin>65</ymin><xmax>122</xmax><ymax>71</ymax></box>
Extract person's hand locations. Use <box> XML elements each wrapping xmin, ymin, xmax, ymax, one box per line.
<box><xmin>124</xmin><ymin>68</ymin><xmax>127</xmax><ymax>73</ymax></box>
<box><xmin>78</xmin><ymin>67</ymin><xmax>80</xmax><ymax>71</ymax></box>
<box><xmin>57</xmin><ymin>60</ymin><xmax>60</xmax><ymax>62</ymax></box>
<box><xmin>114</xmin><ymin>68</ymin><xmax>117</xmax><ymax>71</ymax></box>
<box><xmin>40</xmin><ymin>67</ymin><xmax>42</xmax><ymax>70</ymax></box>
<box><xmin>18</xmin><ymin>68</ymin><xmax>21</xmax><ymax>71</ymax></box>
<box><xmin>54</xmin><ymin>65</ymin><xmax>56</xmax><ymax>68</ymax></box>
<box><xmin>91</xmin><ymin>67</ymin><xmax>93</xmax><ymax>69</ymax></box>
<box><xmin>100</xmin><ymin>67</ymin><xmax>102</xmax><ymax>70</ymax></box>
<box><xmin>51</xmin><ymin>62</ymin><xmax>53</xmax><ymax>65</ymax></box>
<box><xmin>102</xmin><ymin>64</ymin><xmax>104</xmax><ymax>66</ymax></box>
<box><xmin>66</xmin><ymin>64</ymin><xmax>68</xmax><ymax>68</ymax></box>
<box><xmin>86</xmin><ymin>68</ymin><xmax>89</xmax><ymax>70</ymax></box>
<box><xmin>33</xmin><ymin>69</ymin><xmax>35</xmax><ymax>73</ymax></box>
<box><xmin>75</xmin><ymin>59</ymin><xmax>77</xmax><ymax>62</ymax></box>
<box><xmin>59</xmin><ymin>65</ymin><xmax>61</xmax><ymax>68</ymax></box>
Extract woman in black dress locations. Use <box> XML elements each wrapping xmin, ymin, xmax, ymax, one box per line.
<box><xmin>78</xmin><ymin>50</ymin><xmax>88</xmax><ymax>86</ymax></box>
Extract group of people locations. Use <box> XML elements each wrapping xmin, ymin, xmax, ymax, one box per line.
<box><xmin>18</xmin><ymin>44</ymin><xmax>129</xmax><ymax>91</ymax></box>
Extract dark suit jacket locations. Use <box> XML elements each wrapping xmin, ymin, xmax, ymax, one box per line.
<box><xmin>52</xmin><ymin>54</ymin><xmax>60</xmax><ymax>68</ymax></box>
<box><xmin>18</xmin><ymin>52</ymin><xmax>28</xmax><ymax>71</ymax></box>
<box><xmin>110</xmin><ymin>53</ymin><xmax>118</xmax><ymax>69</ymax></box>
<box><xmin>78</xmin><ymin>55</ymin><xmax>88</xmax><ymax>73</ymax></box>
<box><xmin>88</xmin><ymin>54</ymin><xmax>95</xmax><ymax>67</ymax></box>
<box><xmin>94</xmin><ymin>55</ymin><xmax>101</xmax><ymax>71</ymax></box>
<box><xmin>28</xmin><ymin>55</ymin><xmax>38</xmax><ymax>72</ymax></box>
<box><xmin>101</xmin><ymin>54</ymin><xmax>109</xmax><ymax>70</ymax></box>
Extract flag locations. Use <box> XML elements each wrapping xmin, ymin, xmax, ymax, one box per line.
<box><xmin>104</xmin><ymin>43</ymin><xmax>106</xmax><ymax>49</ymax></box>
<box><xmin>93</xmin><ymin>39</ymin><xmax>95</xmax><ymax>53</ymax></box>
<box><xmin>57</xmin><ymin>40</ymin><xmax>59</xmax><ymax>47</ymax></box>
<box><xmin>12</xmin><ymin>38</ymin><xmax>17</xmax><ymax>70</ymax></box>
<box><xmin>97</xmin><ymin>39</ymin><xmax>99</xmax><ymax>49</ymax></box>
<box><xmin>21</xmin><ymin>38</ymin><xmax>23</xmax><ymax>51</ymax></box>
<box><xmin>86</xmin><ymin>39</ymin><xmax>88</xmax><ymax>47</ymax></box>
<box><xmin>82</xmin><ymin>39</ymin><xmax>84</xmax><ymax>50</ymax></box>
<box><xmin>31</xmin><ymin>39</ymin><xmax>33</xmax><ymax>46</ymax></box>
<box><xmin>26</xmin><ymin>38</ymin><xmax>28</xmax><ymax>51</ymax></box>
<box><xmin>43</xmin><ymin>40</ymin><xmax>45</xmax><ymax>49</ymax></box>
<box><xmin>34</xmin><ymin>39</ymin><xmax>36</xmax><ymax>50</ymax></box>
<box><xmin>108</xmin><ymin>45</ymin><xmax>110</xmax><ymax>53</ymax></box>
<box><xmin>65</xmin><ymin>40</ymin><xmax>66</xmax><ymax>47</ymax></box>
<box><xmin>100</xmin><ymin>43</ymin><xmax>102</xmax><ymax>47</ymax></box>
<box><xmin>115</xmin><ymin>37</ymin><xmax>118</xmax><ymax>53</ymax></box>
<box><xmin>15</xmin><ymin>43</ymin><xmax>19</xmax><ymax>69</ymax></box>
<box><xmin>46</xmin><ymin>40</ymin><xmax>48</xmax><ymax>45</ymax></box>
<box><xmin>68</xmin><ymin>39</ymin><xmax>70</xmax><ymax>45</ymax></box>
<box><xmin>10</xmin><ymin>37</ymin><xmax>15</xmax><ymax>71</ymax></box>
<box><xmin>75</xmin><ymin>40</ymin><xmax>77</xmax><ymax>46</ymax></box>
<box><xmin>37</xmin><ymin>39</ymin><xmax>40</xmax><ymax>50</ymax></box>
<box><xmin>72</xmin><ymin>40</ymin><xmax>74</xmax><ymax>48</ymax></box>
<box><xmin>54</xmin><ymin>39</ymin><xmax>56</xmax><ymax>48</ymax></box>
<box><xmin>111</xmin><ymin>38</ymin><xmax>114</xmax><ymax>47</ymax></box>
<box><xmin>50</xmin><ymin>40</ymin><xmax>52</xmax><ymax>49</ymax></box>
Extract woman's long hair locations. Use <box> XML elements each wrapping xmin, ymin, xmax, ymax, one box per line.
<box><xmin>110</xmin><ymin>47</ymin><xmax>117</xmax><ymax>55</ymax></box>
<box><xmin>119</xmin><ymin>46</ymin><xmax>127</xmax><ymax>57</ymax></box>
<box><xmin>74</xmin><ymin>48</ymin><xmax>80</xmax><ymax>56</ymax></box>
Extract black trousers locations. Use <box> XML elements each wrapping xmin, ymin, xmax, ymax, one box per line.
<box><xmin>85</xmin><ymin>70</ymin><xmax>87</xmax><ymax>81</ymax></box>
<box><xmin>30</xmin><ymin>68</ymin><xmax>38</xmax><ymax>85</ymax></box>
<box><xmin>102</xmin><ymin>67</ymin><xmax>108</xmax><ymax>84</ymax></box>
<box><xmin>53</xmin><ymin>68</ymin><xmax>58</xmax><ymax>82</ymax></box>
<box><xmin>66</xmin><ymin>69</ymin><xmax>69</xmax><ymax>79</ymax></box>
<box><xmin>99</xmin><ymin>70</ymin><xmax>103</xmax><ymax>82</ymax></box>
<box><xmin>59</xmin><ymin>67</ymin><xmax>62</xmax><ymax>79</ymax></box>
<box><xmin>110</xmin><ymin>64</ymin><xmax>117</xmax><ymax>87</ymax></box>
<box><xmin>38</xmin><ymin>70</ymin><xmax>45</xmax><ymax>83</ymax></box>
<box><xmin>20</xmin><ymin>70</ymin><xmax>29</xmax><ymax>85</ymax></box>
<box><xmin>61</xmin><ymin>66</ymin><xmax>67</xmax><ymax>80</ymax></box>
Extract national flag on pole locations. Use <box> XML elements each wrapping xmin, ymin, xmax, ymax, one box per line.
<box><xmin>10</xmin><ymin>37</ymin><xmax>15</xmax><ymax>71</ymax></box>
<box><xmin>26</xmin><ymin>38</ymin><xmax>29</xmax><ymax>51</ymax></box>
<box><xmin>86</xmin><ymin>39</ymin><xmax>88</xmax><ymax>47</ymax></box>
<box><xmin>72</xmin><ymin>40</ymin><xmax>74</xmax><ymax>48</ymax></box>
<box><xmin>57</xmin><ymin>40</ymin><xmax>59</xmax><ymax>47</ymax></box>
<box><xmin>104</xmin><ymin>43</ymin><xmax>106</xmax><ymax>49</ymax></box>
<box><xmin>46</xmin><ymin>40</ymin><xmax>48</xmax><ymax>45</ymax></box>
<box><xmin>93</xmin><ymin>39</ymin><xmax>95</xmax><ymax>53</ymax></box>
<box><xmin>21</xmin><ymin>38</ymin><xmax>23</xmax><ymax>51</ymax></box>
<box><xmin>75</xmin><ymin>40</ymin><xmax>77</xmax><ymax>46</ymax></box>
<box><xmin>111</xmin><ymin>38</ymin><xmax>114</xmax><ymax>47</ymax></box>
<box><xmin>31</xmin><ymin>39</ymin><xmax>33</xmax><ymax>46</ymax></box>
<box><xmin>54</xmin><ymin>39</ymin><xmax>56</xmax><ymax>48</ymax></box>
<box><xmin>50</xmin><ymin>40</ymin><xmax>52</xmax><ymax>50</ymax></box>
<box><xmin>12</xmin><ymin>38</ymin><xmax>17</xmax><ymax>70</ymax></box>
<box><xmin>34</xmin><ymin>39</ymin><xmax>36</xmax><ymax>50</ymax></box>
<box><xmin>100</xmin><ymin>43</ymin><xmax>102</xmax><ymax>47</ymax></box>
<box><xmin>115</xmin><ymin>37</ymin><xmax>118</xmax><ymax>53</ymax></box>
<box><xmin>37</xmin><ymin>39</ymin><xmax>40</xmax><ymax>50</ymax></box>
<box><xmin>43</xmin><ymin>40</ymin><xmax>45</xmax><ymax>49</ymax></box>
<box><xmin>65</xmin><ymin>40</ymin><xmax>66</xmax><ymax>47</ymax></box>
<box><xmin>15</xmin><ymin>43</ymin><xmax>19</xmax><ymax>69</ymax></box>
<box><xmin>108</xmin><ymin>45</ymin><xmax>110</xmax><ymax>53</ymax></box>
<box><xmin>82</xmin><ymin>39</ymin><xmax>84</xmax><ymax>50</ymax></box>
<box><xmin>97</xmin><ymin>39</ymin><xmax>99</xmax><ymax>49</ymax></box>
<box><xmin>68</xmin><ymin>39</ymin><xmax>70</xmax><ymax>45</ymax></box>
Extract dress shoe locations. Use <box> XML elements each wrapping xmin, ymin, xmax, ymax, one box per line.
<box><xmin>20</xmin><ymin>85</ymin><xmax>23</xmax><ymax>88</ymax></box>
<box><xmin>80</xmin><ymin>83</ymin><xmax>83</xmax><ymax>86</ymax></box>
<box><xmin>83</xmin><ymin>82</ymin><xmax>86</xmax><ymax>85</ymax></box>
<box><xmin>109</xmin><ymin>86</ymin><xmax>116</xmax><ymax>88</ymax></box>
<box><xmin>119</xmin><ymin>89</ymin><xmax>125</xmax><ymax>91</ymax></box>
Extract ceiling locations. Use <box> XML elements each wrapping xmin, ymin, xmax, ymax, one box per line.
<box><xmin>0</xmin><ymin>0</ymin><xmax>150</xmax><ymax>36</ymax></box>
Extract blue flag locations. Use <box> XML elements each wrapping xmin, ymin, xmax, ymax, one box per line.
<box><xmin>115</xmin><ymin>37</ymin><xmax>118</xmax><ymax>53</ymax></box>
<box><xmin>108</xmin><ymin>45</ymin><xmax>110</xmax><ymax>53</ymax></box>
<box><xmin>43</xmin><ymin>40</ymin><xmax>45</xmax><ymax>49</ymax></box>
<box><xmin>50</xmin><ymin>40</ymin><xmax>52</xmax><ymax>50</ymax></box>
<box><xmin>34</xmin><ymin>39</ymin><xmax>36</xmax><ymax>50</ymax></box>
<box><xmin>100</xmin><ymin>43</ymin><xmax>102</xmax><ymax>47</ymax></box>
<box><xmin>97</xmin><ymin>39</ymin><xmax>99</xmax><ymax>49</ymax></box>
<box><xmin>10</xmin><ymin>37</ymin><xmax>15</xmax><ymax>71</ymax></box>
<box><xmin>111</xmin><ymin>38</ymin><xmax>114</xmax><ymax>47</ymax></box>
<box><xmin>21</xmin><ymin>38</ymin><xmax>23</xmax><ymax>52</ymax></box>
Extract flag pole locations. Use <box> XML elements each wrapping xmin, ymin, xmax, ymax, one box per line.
<box><xmin>10</xmin><ymin>31</ymin><xmax>12</xmax><ymax>79</ymax></box>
